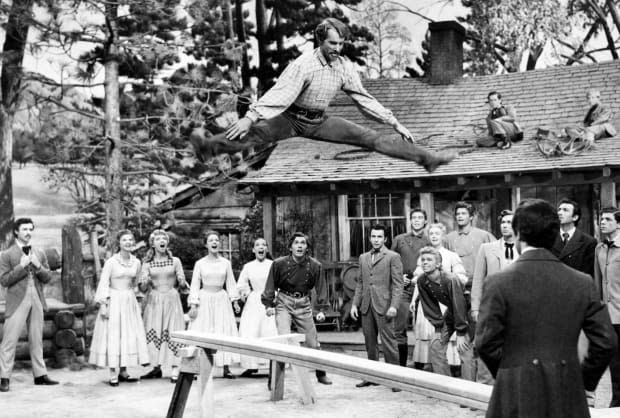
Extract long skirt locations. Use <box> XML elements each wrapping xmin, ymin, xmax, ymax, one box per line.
<box><xmin>188</xmin><ymin>289</ymin><xmax>239</xmax><ymax>367</ymax></box>
<box><xmin>143</xmin><ymin>288</ymin><xmax>186</xmax><ymax>369</ymax></box>
<box><xmin>238</xmin><ymin>291</ymin><xmax>277</xmax><ymax>369</ymax></box>
<box><xmin>412</xmin><ymin>301</ymin><xmax>434</xmax><ymax>364</ymax></box>
<box><xmin>89</xmin><ymin>288</ymin><xmax>150</xmax><ymax>368</ymax></box>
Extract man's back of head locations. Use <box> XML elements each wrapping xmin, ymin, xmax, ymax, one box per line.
<box><xmin>513</xmin><ymin>199</ymin><xmax>560</xmax><ymax>250</ymax></box>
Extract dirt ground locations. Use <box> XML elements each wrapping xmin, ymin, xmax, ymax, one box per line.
<box><xmin>0</xmin><ymin>361</ymin><xmax>613</xmax><ymax>418</ymax></box>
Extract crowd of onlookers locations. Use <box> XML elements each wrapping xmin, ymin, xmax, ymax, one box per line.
<box><xmin>1</xmin><ymin>197</ymin><xmax>619</xmax><ymax>417</ymax></box>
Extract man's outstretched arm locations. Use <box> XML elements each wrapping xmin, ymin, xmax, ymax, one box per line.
<box><xmin>226</xmin><ymin>60</ymin><xmax>306</xmax><ymax>140</ymax></box>
<box><xmin>341</xmin><ymin>62</ymin><xmax>414</xmax><ymax>143</ymax></box>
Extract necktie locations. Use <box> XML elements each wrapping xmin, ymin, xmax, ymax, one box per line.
<box><xmin>22</xmin><ymin>245</ymin><xmax>31</xmax><ymax>255</ymax></box>
<box><xmin>504</xmin><ymin>243</ymin><xmax>514</xmax><ymax>260</ymax></box>
<box><xmin>371</xmin><ymin>249</ymin><xmax>380</xmax><ymax>263</ymax></box>
<box><xmin>562</xmin><ymin>232</ymin><xmax>569</xmax><ymax>247</ymax></box>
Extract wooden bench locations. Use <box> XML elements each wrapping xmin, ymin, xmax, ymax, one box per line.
<box><xmin>166</xmin><ymin>330</ymin><xmax>618</xmax><ymax>418</ymax></box>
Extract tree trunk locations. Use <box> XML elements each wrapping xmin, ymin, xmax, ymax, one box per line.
<box><xmin>0</xmin><ymin>0</ymin><xmax>34</xmax><ymax>249</ymax></box>
<box><xmin>587</xmin><ymin>0</ymin><xmax>619</xmax><ymax>59</ymax></box>
<box><xmin>606</xmin><ymin>0</ymin><xmax>620</xmax><ymax>36</ymax></box>
<box><xmin>223</xmin><ymin>0</ymin><xmax>235</xmax><ymax>40</ymax></box>
<box><xmin>104</xmin><ymin>2</ymin><xmax>123</xmax><ymax>251</ymax></box>
<box><xmin>234</xmin><ymin>0</ymin><xmax>251</xmax><ymax>88</ymax></box>
<box><xmin>255</xmin><ymin>0</ymin><xmax>269</xmax><ymax>94</ymax></box>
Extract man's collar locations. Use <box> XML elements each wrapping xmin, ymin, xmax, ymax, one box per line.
<box><xmin>315</xmin><ymin>48</ymin><xmax>341</xmax><ymax>68</ymax></box>
<box><xmin>458</xmin><ymin>225</ymin><xmax>472</xmax><ymax>235</ymax></box>
<box><xmin>410</xmin><ymin>229</ymin><xmax>425</xmax><ymax>238</ymax></box>
<box><xmin>290</xmin><ymin>254</ymin><xmax>308</xmax><ymax>264</ymax></box>
<box><xmin>560</xmin><ymin>226</ymin><xmax>576</xmax><ymax>239</ymax></box>
<box><xmin>15</xmin><ymin>240</ymin><xmax>29</xmax><ymax>249</ymax></box>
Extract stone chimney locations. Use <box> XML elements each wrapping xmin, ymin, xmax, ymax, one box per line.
<box><xmin>428</xmin><ymin>21</ymin><xmax>465</xmax><ymax>85</ymax></box>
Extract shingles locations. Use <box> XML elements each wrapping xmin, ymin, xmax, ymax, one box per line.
<box><xmin>242</xmin><ymin>61</ymin><xmax>620</xmax><ymax>185</ymax></box>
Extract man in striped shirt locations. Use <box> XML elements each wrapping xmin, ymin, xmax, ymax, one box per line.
<box><xmin>191</xmin><ymin>18</ymin><xmax>457</xmax><ymax>172</ymax></box>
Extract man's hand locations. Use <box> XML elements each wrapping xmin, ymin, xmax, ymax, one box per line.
<box><xmin>30</xmin><ymin>252</ymin><xmax>42</xmax><ymax>270</ymax></box>
<box><xmin>225</xmin><ymin>117</ymin><xmax>253</xmax><ymax>141</ymax></box>
<box><xmin>386</xmin><ymin>306</ymin><xmax>397</xmax><ymax>318</ymax></box>
<box><xmin>585</xmin><ymin>390</ymin><xmax>595</xmax><ymax>407</ymax></box>
<box><xmin>265</xmin><ymin>307</ymin><xmax>275</xmax><ymax>317</ymax></box>
<box><xmin>409</xmin><ymin>301</ymin><xmax>416</xmax><ymax>313</ymax></box>
<box><xmin>315</xmin><ymin>312</ymin><xmax>325</xmax><ymax>322</ymax></box>
<box><xmin>19</xmin><ymin>254</ymin><xmax>30</xmax><ymax>268</ymax></box>
<box><xmin>188</xmin><ymin>305</ymin><xmax>198</xmax><ymax>320</ymax></box>
<box><xmin>350</xmin><ymin>305</ymin><xmax>358</xmax><ymax>320</ymax></box>
<box><xmin>394</xmin><ymin>122</ymin><xmax>415</xmax><ymax>143</ymax></box>
<box><xmin>403</xmin><ymin>274</ymin><xmax>411</xmax><ymax>286</ymax></box>
<box><xmin>456</xmin><ymin>335</ymin><xmax>470</xmax><ymax>354</ymax></box>
<box><xmin>233</xmin><ymin>301</ymin><xmax>241</xmax><ymax>315</ymax></box>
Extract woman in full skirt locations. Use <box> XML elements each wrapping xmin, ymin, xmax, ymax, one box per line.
<box><xmin>237</xmin><ymin>238</ymin><xmax>277</xmax><ymax>377</ymax></box>
<box><xmin>188</xmin><ymin>230</ymin><xmax>241</xmax><ymax>378</ymax></box>
<box><xmin>89</xmin><ymin>229</ymin><xmax>150</xmax><ymax>386</ymax></box>
<box><xmin>139</xmin><ymin>229</ymin><xmax>189</xmax><ymax>383</ymax></box>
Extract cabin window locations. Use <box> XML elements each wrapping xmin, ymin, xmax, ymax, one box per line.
<box><xmin>219</xmin><ymin>231</ymin><xmax>241</xmax><ymax>271</ymax></box>
<box><xmin>344</xmin><ymin>193</ymin><xmax>407</xmax><ymax>258</ymax></box>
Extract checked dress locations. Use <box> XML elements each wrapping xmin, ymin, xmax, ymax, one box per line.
<box><xmin>140</xmin><ymin>257</ymin><xmax>187</xmax><ymax>370</ymax></box>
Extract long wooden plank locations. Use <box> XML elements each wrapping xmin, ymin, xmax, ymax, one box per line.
<box><xmin>172</xmin><ymin>331</ymin><xmax>491</xmax><ymax>409</ymax></box>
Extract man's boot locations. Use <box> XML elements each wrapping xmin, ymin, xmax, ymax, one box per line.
<box><xmin>423</xmin><ymin>149</ymin><xmax>459</xmax><ymax>173</ymax></box>
<box><xmin>0</xmin><ymin>378</ymin><xmax>9</xmax><ymax>392</ymax></box>
<box><xmin>398</xmin><ymin>344</ymin><xmax>409</xmax><ymax>367</ymax></box>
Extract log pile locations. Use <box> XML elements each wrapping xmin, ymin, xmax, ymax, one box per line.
<box><xmin>0</xmin><ymin>303</ymin><xmax>86</xmax><ymax>364</ymax></box>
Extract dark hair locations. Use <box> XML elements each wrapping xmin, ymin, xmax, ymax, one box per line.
<box><xmin>498</xmin><ymin>209</ymin><xmax>514</xmax><ymax>223</ymax></box>
<box><xmin>410</xmin><ymin>207</ymin><xmax>428</xmax><ymax>221</ymax></box>
<box><xmin>512</xmin><ymin>199</ymin><xmax>559</xmax><ymax>249</ymax></box>
<box><xmin>487</xmin><ymin>91</ymin><xmax>502</xmax><ymax>100</ymax></box>
<box><xmin>315</xmin><ymin>18</ymin><xmax>349</xmax><ymax>44</ymax></box>
<box><xmin>601</xmin><ymin>207</ymin><xmax>620</xmax><ymax>223</ymax></box>
<box><xmin>13</xmin><ymin>218</ymin><xmax>34</xmax><ymax>237</ymax></box>
<box><xmin>370</xmin><ymin>223</ymin><xmax>388</xmax><ymax>236</ymax></box>
<box><xmin>454</xmin><ymin>201</ymin><xmax>475</xmax><ymax>217</ymax></box>
<box><xmin>558</xmin><ymin>198</ymin><xmax>581</xmax><ymax>226</ymax></box>
<box><xmin>288</xmin><ymin>232</ymin><xmax>311</xmax><ymax>250</ymax></box>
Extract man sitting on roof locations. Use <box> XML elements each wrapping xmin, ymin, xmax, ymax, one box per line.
<box><xmin>476</xmin><ymin>91</ymin><xmax>523</xmax><ymax>150</ymax></box>
<box><xmin>476</xmin><ymin>91</ymin><xmax>523</xmax><ymax>149</ymax></box>
<box><xmin>190</xmin><ymin>18</ymin><xmax>458</xmax><ymax>173</ymax></box>
<box><xmin>566</xmin><ymin>89</ymin><xmax>617</xmax><ymax>143</ymax></box>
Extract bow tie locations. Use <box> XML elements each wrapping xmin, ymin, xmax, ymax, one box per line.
<box><xmin>22</xmin><ymin>245</ymin><xmax>31</xmax><ymax>255</ymax></box>
<box><xmin>604</xmin><ymin>239</ymin><xmax>615</xmax><ymax>248</ymax></box>
<box><xmin>372</xmin><ymin>249</ymin><xmax>381</xmax><ymax>254</ymax></box>
<box><xmin>504</xmin><ymin>242</ymin><xmax>514</xmax><ymax>260</ymax></box>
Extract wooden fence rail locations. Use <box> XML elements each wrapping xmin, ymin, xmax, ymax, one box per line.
<box><xmin>168</xmin><ymin>330</ymin><xmax>618</xmax><ymax>418</ymax></box>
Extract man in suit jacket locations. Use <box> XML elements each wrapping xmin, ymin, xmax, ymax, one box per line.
<box><xmin>551</xmin><ymin>198</ymin><xmax>597</xmax><ymax>277</ymax></box>
<box><xmin>0</xmin><ymin>218</ymin><xmax>58</xmax><ymax>392</ymax></box>
<box><xmin>476</xmin><ymin>199</ymin><xmax>617</xmax><ymax>418</ymax></box>
<box><xmin>351</xmin><ymin>223</ymin><xmax>403</xmax><ymax>390</ymax></box>
<box><xmin>594</xmin><ymin>207</ymin><xmax>620</xmax><ymax>407</ymax></box>
<box><xmin>471</xmin><ymin>209</ymin><xmax>518</xmax><ymax>384</ymax></box>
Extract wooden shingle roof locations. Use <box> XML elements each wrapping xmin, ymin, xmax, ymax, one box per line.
<box><xmin>242</xmin><ymin>60</ymin><xmax>620</xmax><ymax>185</ymax></box>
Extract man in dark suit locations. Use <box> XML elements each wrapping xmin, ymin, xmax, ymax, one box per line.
<box><xmin>351</xmin><ymin>223</ymin><xmax>403</xmax><ymax>390</ymax></box>
<box><xmin>551</xmin><ymin>197</ymin><xmax>597</xmax><ymax>277</ymax></box>
<box><xmin>0</xmin><ymin>218</ymin><xmax>58</xmax><ymax>392</ymax></box>
<box><xmin>476</xmin><ymin>199</ymin><xmax>617</xmax><ymax>418</ymax></box>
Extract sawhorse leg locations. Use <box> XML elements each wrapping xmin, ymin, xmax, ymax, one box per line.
<box><xmin>166</xmin><ymin>346</ymin><xmax>216</xmax><ymax>418</ymax></box>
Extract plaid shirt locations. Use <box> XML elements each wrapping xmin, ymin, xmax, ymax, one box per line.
<box><xmin>246</xmin><ymin>49</ymin><xmax>397</xmax><ymax>126</ymax></box>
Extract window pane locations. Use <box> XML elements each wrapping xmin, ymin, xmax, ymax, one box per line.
<box><xmin>376</xmin><ymin>195</ymin><xmax>390</xmax><ymax>217</ymax></box>
<box><xmin>391</xmin><ymin>194</ymin><xmax>404</xmax><ymax>216</ymax></box>
<box><xmin>230</xmin><ymin>234</ymin><xmax>240</xmax><ymax>251</ymax></box>
<box><xmin>348</xmin><ymin>196</ymin><xmax>361</xmax><ymax>218</ymax></box>
<box><xmin>363</xmin><ymin>195</ymin><xmax>375</xmax><ymax>217</ymax></box>
<box><xmin>392</xmin><ymin>219</ymin><xmax>407</xmax><ymax>238</ymax></box>
<box><xmin>220</xmin><ymin>234</ymin><xmax>230</xmax><ymax>251</ymax></box>
<box><xmin>350</xmin><ymin>220</ymin><xmax>364</xmax><ymax>258</ymax></box>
